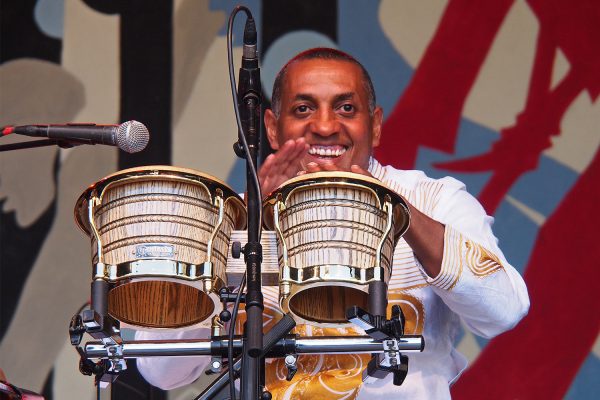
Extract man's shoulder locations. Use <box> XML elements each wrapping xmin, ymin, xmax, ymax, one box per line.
<box><xmin>373</xmin><ymin>159</ymin><xmax>466</xmax><ymax>192</ymax></box>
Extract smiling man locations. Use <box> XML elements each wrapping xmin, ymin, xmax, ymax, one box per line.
<box><xmin>260</xmin><ymin>49</ymin><xmax>448</xmax><ymax>278</ymax></box>
<box><xmin>137</xmin><ymin>48</ymin><xmax>529</xmax><ymax>399</ymax></box>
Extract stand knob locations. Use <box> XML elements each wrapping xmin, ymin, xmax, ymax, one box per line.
<box><xmin>233</xmin><ymin>142</ymin><xmax>245</xmax><ymax>158</ymax></box>
<box><xmin>284</xmin><ymin>354</ymin><xmax>298</xmax><ymax>381</ymax></box>
<box><xmin>231</xmin><ymin>241</ymin><xmax>242</xmax><ymax>259</ymax></box>
<box><xmin>261</xmin><ymin>391</ymin><xmax>273</xmax><ymax>400</ymax></box>
<box><xmin>219</xmin><ymin>310</ymin><xmax>232</xmax><ymax>322</ymax></box>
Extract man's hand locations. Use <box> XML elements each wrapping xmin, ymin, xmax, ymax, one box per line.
<box><xmin>259</xmin><ymin>138</ymin><xmax>309</xmax><ymax>197</ymax></box>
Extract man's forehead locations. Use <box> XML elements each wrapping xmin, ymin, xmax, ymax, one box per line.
<box><xmin>282</xmin><ymin>59</ymin><xmax>364</xmax><ymax>94</ymax></box>
<box><xmin>285</xmin><ymin>58</ymin><xmax>361</xmax><ymax>78</ymax></box>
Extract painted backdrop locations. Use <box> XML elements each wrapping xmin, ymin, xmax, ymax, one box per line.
<box><xmin>1</xmin><ymin>1</ymin><xmax>598</xmax><ymax>399</ymax></box>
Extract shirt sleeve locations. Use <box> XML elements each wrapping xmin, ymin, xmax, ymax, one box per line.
<box><xmin>134</xmin><ymin>328</ymin><xmax>211</xmax><ymax>390</ymax></box>
<box><xmin>414</xmin><ymin>176</ymin><xmax>530</xmax><ymax>338</ymax></box>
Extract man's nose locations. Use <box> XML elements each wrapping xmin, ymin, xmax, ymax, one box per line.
<box><xmin>310</xmin><ymin>109</ymin><xmax>339</xmax><ymax>137</ymax></box>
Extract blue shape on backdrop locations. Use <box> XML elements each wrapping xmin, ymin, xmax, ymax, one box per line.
<box><xmin>565</xmin><ymin>353</ymin><xmax>600</xmax><ymax>400</ymax></box>
<box><xmin>261</xmin><ymin>31</ymin><xmax>337</xmax><ymax>100</ymax></box>
<box><xmin>510</xmin><ymin>157</ymin><xmax>578</xmax><ymax>218</ymax></box>
<box><xmin>415</xmin><ymin>119</ymin><xmax>497</xmax><ymax>196</ymax></box>
<box><xmin>338</xmin><ymin>0</ymin><xmax>413</xmax><ymax>117</ymax></box>
<box><xmin>415</xmin><ymin>116</ymin><xmax>579</xmax><ymax>274</ymax></box>
<box><xmin>493</xmin><ymin>202</ymin><xmax>539</xmax><ymax>274</ymax></box>
<box><xmin>226</xmin><ymin>157</ymin><xmax>247</xmax><ymax>194</ymax></box>
<box><xmin>34</xmin><ymin>0</ymin><xmax>64</xmax><ymax>39</ymax></box>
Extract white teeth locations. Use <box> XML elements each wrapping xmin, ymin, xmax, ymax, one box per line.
<box><xmin>308</xmin><ymin>146</ymin><xmax>347</xmax><ymax>157</ymax></box>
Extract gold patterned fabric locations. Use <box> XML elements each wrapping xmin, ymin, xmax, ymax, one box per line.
<box><xmin>266</xmin><ymin>325</ymin><xmax>370</xmax><ymax>400</ymax></box>
<box><xmin>233</xmin><ymin>289</ymin><xmax>425</xmax><ymax>399</ymax></box>
<box><xmin>465</xmin><ymin>240</ymin><xmax>505</xmax><ymax>277</ymax></box>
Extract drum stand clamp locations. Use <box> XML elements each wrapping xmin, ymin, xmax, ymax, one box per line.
<box><xmin>69</xmin><ymin>312</ymin><xmax>126</xmax><ymax>386</ymax></box>
<box><xmin>69</xmin><ymin>278</ymin><xmax>127</xmax><ymax>386</ymax></box>
<box><xmin>347</xmin><ymin>304</ymin><xmax>413</xmax><ymax>386</ymax></box>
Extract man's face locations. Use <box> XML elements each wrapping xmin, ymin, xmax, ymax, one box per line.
<box><xmin>265</xmin><ymin>59</ymin><xmax>382</xmax><ymax>171</ymax></box>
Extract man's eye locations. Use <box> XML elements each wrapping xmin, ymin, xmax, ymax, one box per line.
<box><xmin>295</xmin><ymin>105</ymin><xmax>310</xmax><ymax>114</ymax></box>
<box><xmin>340</xmin><ymin>104</ymin><xmax>354</xmax><ymax>113</ymax></box>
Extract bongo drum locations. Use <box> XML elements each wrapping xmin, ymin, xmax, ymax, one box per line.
<box><xmin>75</xmin><ymin>166</ymin><xmax>246</xmax><ymax>329</ymax></box>
<box><xmin>263</xmin><ymin>172</ymin><xmax>410</xmax><ymax>327</ymax></box>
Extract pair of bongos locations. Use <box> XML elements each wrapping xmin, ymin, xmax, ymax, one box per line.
<box><xmin>75</xmin><ymin>166</ymin><xmax>409</xmax><ymax>330</ymax></box>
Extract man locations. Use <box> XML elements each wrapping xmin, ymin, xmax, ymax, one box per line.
<box><xmin>137</xmin><ymin>48</ymin><xmax>529</xmax><ymax>399</ymax></box>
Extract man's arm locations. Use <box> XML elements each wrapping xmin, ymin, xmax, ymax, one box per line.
<box><xmin>329</xmin><ymin>163</ymin><xmax>446</xmax><ymax>278</ymax></box>
<box><xmin>407</xmin><ymin>174</ymin><xmax>530</xmax><ymax>338</ymax></box>
<box><xmin>135</xmin><ymin>328</ymin><xmax>211</xmax><ymax>390</ymax></box>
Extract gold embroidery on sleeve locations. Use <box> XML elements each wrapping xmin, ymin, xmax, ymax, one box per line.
<box><xmin>465</xmin><ymin>240</ymin><xmax>504</xmax><ymax>277</ymax></box>
<box><xmin>432</xmin><ymin>227</ymin><xmax>463</xmax><ymax>290</ymax></box>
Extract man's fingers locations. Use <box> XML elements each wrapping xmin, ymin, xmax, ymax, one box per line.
<box><xmin>259</xmin><ymin>139</ymin><xmax>310</xmax><ymax>196</ymax></box>
<box><xmin>305</xmin><ymin>162</ymin><xmax>321</xmax><ymax>173</ymax></box>
<box><xmin>350</xmin><ymin>164</ymin><xmax>372</xmax><ymax>177</ymax></box>
<box><xmin>321</xmin><ymin>163</ymin><xmax>338</xmax><ymax>171</ymax></box>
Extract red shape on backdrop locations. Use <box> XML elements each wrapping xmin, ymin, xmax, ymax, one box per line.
<box><xmin>452</xmin><ymin>147</ymin><xmax>600</xmax><ymax>399</ymax></box>
<box><xmin>376</xmin><ymin>0</ymin><xmax>600</xmax><ymax>396</ymax></box>
<box><xmin>376</xmin><ymin>0</ymin><xmax>514</xmax><ymax>170</ymax></box>
<box><xmin>433</xmin><ymin>0</ymin><xmax>600</xmax><ymax>213</ymax></box>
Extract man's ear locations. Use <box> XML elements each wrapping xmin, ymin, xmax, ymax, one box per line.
<box><xmin>371</xmin><ymin>106</ymin><xmax>383</xmax><ymax>148</ymax></box>
<box><xmin>264</xmin><ymin>109</ymin><xmax>280</xmax><ymax>150</ymax></box>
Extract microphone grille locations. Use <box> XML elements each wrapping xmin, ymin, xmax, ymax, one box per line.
<box><xmin>116</xmin><ymin>121</ymin><xmax>150</xmax><ymax>153</ymax></box>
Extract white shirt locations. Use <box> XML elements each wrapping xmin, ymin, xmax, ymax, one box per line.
<box><xmin>136</xmin><ymin>159</ymin><xmax>529</xmax><ymax>399</ymax></box>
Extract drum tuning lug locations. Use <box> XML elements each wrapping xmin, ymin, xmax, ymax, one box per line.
<box><xmin>261</xmin><ymin>390</ymin><xmax>273</xmax><ymax>400</ymax></box>
<box><xmin>284</xmin><ymin>354</ymin><xmax>298</xmax><ymax>381</ymax></box>
<box><xmin>231</xmin><ymin>241</ymin><xmax>243</xmax><ymax>259</ymax></box>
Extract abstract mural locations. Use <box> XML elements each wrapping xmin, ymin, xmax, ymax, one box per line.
<box><xmin>1</xmin><ymin>1</ymin><xmax>598</xmax><ymax>399</ymax></box>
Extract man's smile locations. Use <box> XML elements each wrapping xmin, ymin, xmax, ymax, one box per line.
<box><xmin>307</xmin><ymin>144</ymin><xmax>348</xmax><ymax>158</ymax></box>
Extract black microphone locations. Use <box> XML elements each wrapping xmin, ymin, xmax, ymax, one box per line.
<box><xmin>2</xmin><ymin>121</ymin><xmax>149</xmax><ymax>153</ymax></box>
<box><xmin>237</xmin><ymin>16</ymin><xmax>261</xmax><ymax>115</ymax></box>
<box><xmin>237</xmin><ymin>16</ymin><xmax>261</xmax><ymax>158</ymax></box>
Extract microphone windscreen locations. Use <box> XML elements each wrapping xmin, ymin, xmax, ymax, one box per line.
<box><xmin>117</xmin><ymin>120</ymin><xmax>149</xmax><ymax>153</ymax></box>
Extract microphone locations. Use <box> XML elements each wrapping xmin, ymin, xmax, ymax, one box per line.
<box><xmin>2</xmin><ymin>120</ymin><xmax>149</xmax><ymax>153</ymax></box>
<box><xmin>237</xmin><ymin>16</ymin><xmax>260</xmax><ymax>110</ymax></box>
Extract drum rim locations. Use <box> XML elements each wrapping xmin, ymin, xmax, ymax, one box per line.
<box><xmin>74</xmin><ymin>165</ymin><xmax>246</xmax><ymax>234</ymax></box>
<box><xmin>265</xmin><ymin>171</ymin><xmax>388</xmax><ymax>198</ymax></box>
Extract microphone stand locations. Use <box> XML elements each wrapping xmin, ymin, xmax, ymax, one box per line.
<box><xmin>230</xmin><ymin>6</ymin><xmax>264</xmax><ymax>399</ymax></box>
<box><xmin>0</xmin><ymin>138</ymin><xmax>79</xmax><ymax>152</ymax></box>
<box><xmin>239</xmin><ymin>94</ymin><xmax>263</xmax><ymax>399</ymax></box>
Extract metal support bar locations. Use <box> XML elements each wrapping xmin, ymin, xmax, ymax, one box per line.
<box><xmin>84</xmin><ymin>336</ymin><xmax>424</xmax><ymax>359</ymax></box>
